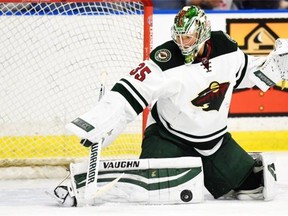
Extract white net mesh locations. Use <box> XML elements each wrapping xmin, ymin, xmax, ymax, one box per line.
<box><xmin>0</xmin><ymin>1</ymin><xmax>151</xmax><ymax>178</ymax></box>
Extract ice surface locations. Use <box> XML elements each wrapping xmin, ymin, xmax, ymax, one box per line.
<box><xmin>0</xmin><ymin>152</ymin><xmax>287</xmax><ymax>216</ymax></box>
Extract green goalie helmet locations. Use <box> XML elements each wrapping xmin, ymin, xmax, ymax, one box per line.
<box><xmin>171</xmin><ymin>6</ymin><xmax>211</xmax><ymax>64</ymax></box>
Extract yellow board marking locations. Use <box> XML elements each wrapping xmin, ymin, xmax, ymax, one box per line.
<box><xmin>0</xmin><ymin>131</ymin><xmax>287</xmax><ymax>161</ymax></box>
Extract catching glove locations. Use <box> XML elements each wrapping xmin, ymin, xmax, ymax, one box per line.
<box><xmin>250</xmin><ymin>38</ymin><xmax>288</xmax><ymax>92</ymax></box>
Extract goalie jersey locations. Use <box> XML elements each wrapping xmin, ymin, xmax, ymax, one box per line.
<box><xmin>67</xmin><ymin>31</ymin><xmax>266</xmax><ymax>149</ymax></box>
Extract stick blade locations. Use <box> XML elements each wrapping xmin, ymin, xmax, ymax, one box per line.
<box><xmin>93</xmin><ymin>173</ymin><xmax>124</xmax><ymax>199</ymax></box>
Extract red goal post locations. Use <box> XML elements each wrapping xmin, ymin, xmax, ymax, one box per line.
<box><xmin>0</xmin><ymin>0</ymin><xmax>153</xmax><ymax>179</ymax></box>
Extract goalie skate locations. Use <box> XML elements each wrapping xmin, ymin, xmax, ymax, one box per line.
<box><xmin>236</xmin><ymin>152</ymin><xmax>277</xmax><ymax>201</ymax></box>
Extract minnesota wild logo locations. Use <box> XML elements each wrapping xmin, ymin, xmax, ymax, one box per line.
<box><xmin>192</xmin><ymin>81</ymin><xmax>230</xmax><ymax>111</ymax></box>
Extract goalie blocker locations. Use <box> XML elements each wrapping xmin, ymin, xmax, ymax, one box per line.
<box><xmin>53</xmin><ymin>153</ymin><xmax>277</xmax><ymax>207</ymax></box>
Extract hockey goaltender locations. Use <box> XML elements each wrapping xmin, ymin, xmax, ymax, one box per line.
<box><xmin>52</xmin><ymin>5</ymin><xmax>287</xmax><ymax>207</ymax></box>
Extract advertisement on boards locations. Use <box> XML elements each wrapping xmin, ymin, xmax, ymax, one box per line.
<box><xmin>227</xmin><ymin>18</ymin><xmax>288</xmax><ymax>116</ymax></box>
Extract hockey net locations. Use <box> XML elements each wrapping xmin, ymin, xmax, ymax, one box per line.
<box><xmin>0</xmin><ymin>0</ymin><xmax>153</xmax><ymax>179</ymax></box>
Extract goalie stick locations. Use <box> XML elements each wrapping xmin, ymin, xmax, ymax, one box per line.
<box><xmin>84</xmin><ymin>71</ymin><xmax>106</xmax><ymax>201</ymax></box>
<box><xmin>83</xmin><ymin>71</ymin><xmax>124</xmax><ymax>202</ymax></box>
<box><xmin>84</xmin><ymin>138</ymin><xmax>103</xmax><ymax>201</ymax></box>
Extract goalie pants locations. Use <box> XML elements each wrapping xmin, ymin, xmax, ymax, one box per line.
<box><xmin>140</xmin><ymin>123</ymin><xmax>255</xmax><ymax>199</ymax></box>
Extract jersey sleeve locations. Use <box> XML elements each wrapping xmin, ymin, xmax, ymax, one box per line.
<box><xmin>65</xmin><ymin>56</ymin><xmax>181</xmax><ymax>145</ymax></box>
<box><xmin>211</xmin><ymin>31</ymin><xmax>266</xmax><ymax>90</ymax></box>
<box><xmin>233</xmin><ymin>48</ymin><xmax>266</xmax><ymax>90</ymax></box>
<box><xmin>111</xmin><ymin>59</ymin><xmax>181</xmax><ymax>116</ymax></box>
<box><xmin>110</xmin><ymin>40</ymin><xmax>184</xmax><ymax>117</ymax></box>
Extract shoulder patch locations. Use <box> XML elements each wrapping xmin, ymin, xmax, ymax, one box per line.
<box><xmin>150</xmin><ymin>40</ymin><xmax>185</xmax><ymax>71</ymax></box>
<box><xmin>154</xmin><ymin>49</ymin><xmax>172</xmax><ymax>62</ymax></box>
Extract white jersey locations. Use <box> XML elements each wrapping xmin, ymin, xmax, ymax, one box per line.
<box><xmin>110</xmin><ymin>31</ymin><xmax>265</xmax><ymax>145</ymax></box>
<box><xmin>66</xmin><ymin>31</ymin><xmax>266</xmax><ymax>148</ymax></box>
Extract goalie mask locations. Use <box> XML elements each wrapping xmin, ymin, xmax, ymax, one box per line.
<box><xmin>171</xmin><ymin>6</ymin><xmax>211</xmax><ymax>65</ymax></box>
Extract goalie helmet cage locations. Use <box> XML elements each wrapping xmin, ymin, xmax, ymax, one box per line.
<box><xmin>0</xmin><ymin>0</ymin><xmax>153</xmax><ymax>179</ymax></box>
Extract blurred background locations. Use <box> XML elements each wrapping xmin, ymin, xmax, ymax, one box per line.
<box><xmin>152</xmin><ymin>0</ymin><xmax>288</xmax><ymax>11</ymax></box>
